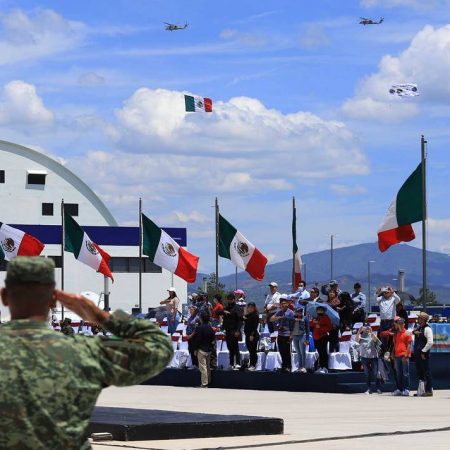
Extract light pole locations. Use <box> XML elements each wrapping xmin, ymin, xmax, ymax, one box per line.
<box><xmin>330</xmin><ymin>234</ymin><xmax>335</xmax><ymax>281</ymax></box>
<box><xmin>368</xmin><ymin>260</ymin><xmax>375</xmax><ymax>313</ymax></box>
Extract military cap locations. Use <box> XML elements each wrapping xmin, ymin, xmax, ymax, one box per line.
<box><xmin>5</xmin><ymin>257</ymin><xmax>55</xmax><ymax>285</ymax></box>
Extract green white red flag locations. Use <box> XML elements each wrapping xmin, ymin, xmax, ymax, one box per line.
<box><xmin>64</xmin><ymin>214</ymin><xmax>113</xmax><ymax>280</ymax></box>
<box><xmin>142</xmin><ymin>213</ymin><xmax>199</xmax><ymax>283</ymax></box>
<box><xmin>292</xmin><ymin>203</ymin><xmax>302</xmax><ymax>290</ymax></box>
<box><xmin>219</xmin><ymin>214</ymin><xmax>267</xmax><ymax>281</ymax></box>
<box><xmin>0</xmin><ymin>222</ymin><xmax>44</xmax><ymax>261</ymax></box>
<box><xmin>378</xmin><ymin>163</ymin><xmax>423</xmax><ymax>252</ymax></box>
<box><xmin>184</xmin><ymin>94</ymin><xmax>212</xmax><ymax>112</ymax></box>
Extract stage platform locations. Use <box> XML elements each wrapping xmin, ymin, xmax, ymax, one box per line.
<box><xmin>87</xmin><ymin>406</ymin><xmax>283</xmax><ymax>441</ymax></box>
<box><xmin>143</xmin><ymin>353</ymin><xmax>450</xmax><ymax>393</ymax></box>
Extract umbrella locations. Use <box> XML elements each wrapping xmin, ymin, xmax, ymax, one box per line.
<box><xmin>306</xmin><ymin>302</ymin><xmax>340</xmax><ymax>327</ymax></box>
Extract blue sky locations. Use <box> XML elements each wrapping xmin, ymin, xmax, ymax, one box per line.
<box><xmin>1</xmin><ymin>0</ymin><xmax>450</xmax><ymax>275</ymax></box>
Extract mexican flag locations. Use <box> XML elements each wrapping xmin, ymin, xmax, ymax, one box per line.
<box><xmin>292</xmin><ymin>204</ymin><xmax>302</xmax><ymax>290</ymax></box>
<box><xmin>64</xmin><ymin>214</ymin><xmax>113</xmax><ymax>280</ymax></box>
<box><xmin>0</xmin><ymin>222</ymin><xmax>45</xmax><ymax>261</ymax></box>
<box><xmin>219</xmin><ymin>214</ymin><xmax>268</xmax><ymax>281</ymax></box>
<box><xmin>378</xmin><ymin>163</ymin><xmax>423</xmax><ymax>252</ymax></box>
<box><xmin>142</xmin><ymin>213</ymin><xmax>199</xmax><ymax>283</ymax></box>
<box><xmin>184</xmin><ymin>94</ymin><xmax>213</xmax><ymax>112</ymax></box>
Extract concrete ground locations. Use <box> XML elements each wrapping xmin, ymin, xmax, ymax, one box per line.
<box><xmin>92</xmin><ymin>386</ymin><xmax>450</xmax><ymax>450</ymax></box>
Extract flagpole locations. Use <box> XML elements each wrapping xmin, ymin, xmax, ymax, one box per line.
<box><xmin>215</xmin><ymin>197</ymin><xmax>219</xmax><ymax>293</ymax></box>
<box><xmin>292</xmin><ymin>196</ymin><xmax>296</xmax><ymax>290</ymax></box>
<box><xmin>421</xmin><ymin>135</ymin><xmax>427</xmax><ymax>308</ymax></box>
<box><xmin>138</xmin><ymin>197</ymin><xmax>142</xmax><ymax>313</ymax></box>
<box><xmin>61</xmin><ymin>199</ymin><xmax>65</xmax><ymax>320</ymax></box>
<box><xmin>235</xmin><ymin>267</ymin><xmax>238</xmax><ymax>290</ymax></box>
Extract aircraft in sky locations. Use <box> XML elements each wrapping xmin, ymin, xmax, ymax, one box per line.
<box><xmin>359</xmin><ymin>17</ymin><xmax>384</xmax><ymax>25</ymax></box>
<box><xmin>164</xmin><ymin>22</ymin><xmax>188</xmax><ymax>31</ymax></box>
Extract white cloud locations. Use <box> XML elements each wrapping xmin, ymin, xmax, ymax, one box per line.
<box><xmin>0</xmin><ymin>80</ymin><xmax>53</xmax><ymax>125</ymax></box>
<box><xmin>173</xmin><ymin>211</ymin><xmax>210</xmax><ymax>224</ymax></box>
<box><xmin>343</xmin><ymin>24</ymin><xmax>450</xmax><ymax>120</ymax></box>
<box><xmin>428</xmin><ymin>218</ymin><xmax>450</xmax><ymax>232</ymax></box>
<box><xmin>298</xmin><ymin>24</ymin><xmax>330</xmax><ymax>50</ymax></box>
<box><xmin>0</xmin><ymin>9</ymin><xmax>85</xmax><ymax>65</ymax></box>
<box><xmin>330</xmin><ymin>184</ymin><xmax>368</xmax><ymax>196</ymax></box>
<box><xmin>360</xmin><ymin>0</ymin><xmax>441</xmax><ymax>8</ymax></box>
<box><xmin>78</xmin><ymin>72</ymin><xmax>105</xmax><ymax>86</ymax></box>
<box><xmin>114</xmin><ymin>88</ymin><xmax>368</xmax><ymax>184</ymax></box>
<box><xmin>219</xmin><ymin>28</ymin><xmax>268</xmax><ymax>47</ymax></box>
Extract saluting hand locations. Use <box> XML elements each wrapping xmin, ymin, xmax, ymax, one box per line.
<box><xmin>55</xmin><ymin>290</ymin><xmax>110</xmax><ymax>325</ymax></box>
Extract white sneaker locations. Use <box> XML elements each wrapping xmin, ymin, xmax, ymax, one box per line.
<box><xmin>376</xmin><ymin>389</ymin><xmax>382</xmax><ymax>395</ymax></box>
<box><xmin>248</xmin><ymin>366</ymin><xmax>256</xmax><ymax>371</ymax></box>
<box><xmin>322</xmin><ymin>367</ymin><xmax>328</xmax><ymax>373</ymax></box>
<box><xmin>232</xmin><ymin>364</ymin><xmax>241</xmax><ymax>370</ymax></box>
<box><xmin>300</xmin><ymin>368</ymin><xmax>307</xmax><ymax>373</ymax></box>
<box><xmin>391</xmin><ymin>389</ymin><xmax>402</xmax><ymax>396</ymax></box>
<box><xmin>402</xmin><ymin>389</ymin><xmax>410</xmax><ymax>396</ymax></box>
<box><xmin>364</xmin><ymin>389</ymin><xmax>371</xmax><ymax>395</ymax></box>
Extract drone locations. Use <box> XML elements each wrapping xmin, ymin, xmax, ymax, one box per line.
<box><xmin>164</xmin><ymin>22</ymin><xmax>188</xmax><ymax>31</ymax></box>
<box><xmin>359</xmin><ymin>17</ymin><xmax>384</xmax><ymax>26</ymax></box>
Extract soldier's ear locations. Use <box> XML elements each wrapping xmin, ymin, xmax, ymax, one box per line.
<box><xmin>1</xmin><ymin>287</ymin><xmax>9</xmax><ymax>307</ymax></box>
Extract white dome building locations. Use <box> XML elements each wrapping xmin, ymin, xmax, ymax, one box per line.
<box><xmin>0</xmin><ymin>140</ymin><xmax>187</xmax><ymax>320</ymax></box>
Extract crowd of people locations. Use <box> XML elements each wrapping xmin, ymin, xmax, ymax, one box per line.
<box><xmin>167</xmin><ymin>281</ymin><xmax>434</xmax><ymax>395</ymax></box>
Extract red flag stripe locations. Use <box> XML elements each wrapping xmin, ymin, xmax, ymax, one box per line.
<box><xmin>245</xmin><ymin>248</ymin><xmax>268</xmax><ymax>281</ymax></box>
<box><xmin>17</xmin><ymin>234</ymin><xmax>45</xmax><ymax>257</ymax></box>
<box><xmin>94</xmin><ymin>243</ymin><xmax>114</xmax><ymax>281</ymax></box>
<box><xmin>175</xmin><ymin>247</ymin><xmax>199</xmax><ymax>283</ymax></box>
<box><xmin>378</xmin><ymin>224</ymin><xmax>415</xmax><ymax>252</ymax></box>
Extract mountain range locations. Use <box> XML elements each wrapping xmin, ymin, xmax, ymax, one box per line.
<box><xmin>190</xmin><ymin>243</ymin><xmax>450</xmax><ymax>307</ymax></box>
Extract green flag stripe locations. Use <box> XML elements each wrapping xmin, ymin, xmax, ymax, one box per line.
<box><xmin>142</xmin><ymin>213</ymin><xmax>162</xmax><ymax>261</ymax></box>
<box><xmin>292</xmin><ymin>206</ymin><xmax>298</xmax><ymax>254</ymax></box>
<box><xmin>218</xmin><ymin>214</ymin><xmax>237</xmax><ymax>260</ymax></box>
<box><xmin>64</xmin><ymin>213</ymin><xmax>84</xmax><ymax>257</ymax></box>
<box><xmin>396</xmin><ymin>162</ymin><xmax>423</xmax><ymax>226</ymax></box>
<box><xmin>184</xmin><ymin>95</ymin><xmax>195</xmax><ymax>112</ymax></box>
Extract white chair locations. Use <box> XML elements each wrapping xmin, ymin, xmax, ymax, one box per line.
<box><xmin>255</xmin><ymin>352</ymin><xmax>266</xmax><ymax>371</ymax></box>
<box><xmin>171</xmin><ymin>335</ymin><xmax>180</xmax><ymax>351</ymax></box>
<box><xmin>328</xmin><ymin>352</ymin><xmax>352</xmax><ymax>370</ymax></box>
<box><xmin>339</xmin><ymin>331</ymin><xmax>352</xmax><ymax>353</ymax></box>
<box><xmin>178</xmin><ymin>337</ymin><xmax>189</xmax><ymax>351</ymax></box>
<box><xmin>264</xmin><ymin>352</ymin><xmax>282</xmax><ymax>371</ymax></box>
<box><xmin>305</xmin><ymin>351</ymin><xmax>319</xmax><ymax>370</ymax></box>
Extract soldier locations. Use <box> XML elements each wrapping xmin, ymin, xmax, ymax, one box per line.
<box><xmin>0</xmin><ymin>257</ymin><xmax>173</xmax><ymax>450</ymax></box>
<box><xmin>60</xmin><ymin>317</ymin><xmax>75</xmax><ymax>336</ymax></box>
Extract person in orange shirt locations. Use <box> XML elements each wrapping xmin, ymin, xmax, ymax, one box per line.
<box><xmin>310</xmin><ymin>306</ymin><xmax>333</xmax><ymax>373</ymax></box>
<box><xmin>382</xmin><ymin>317</ymin><xmax>412</xmax><ymax>396</ymax></box>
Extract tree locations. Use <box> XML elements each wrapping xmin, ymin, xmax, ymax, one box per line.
<box><xmin>415</xmin><ymin>288</ymin><xmax>438</xmax><ymax>306</ymax></box>
<box><xmin>197</xmin><ymin>273</ymin><xmax>227</xmax><ymax>298</ymax></box>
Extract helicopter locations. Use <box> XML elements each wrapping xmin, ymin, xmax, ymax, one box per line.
<box><xmin>359</xmin><ymin>17</ymin><xmax>384</xmax><ymax>25</ymax></box>
<box><xmin>164</xmin><ymin>22</ymin><xmax>188</xmax><ymax>31</ymax></box>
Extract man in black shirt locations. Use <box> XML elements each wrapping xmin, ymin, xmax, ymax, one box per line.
<box><xmin>192</xmin><ymin>311</ymin><xmax>216</xmax><ymax>387</ymax></box>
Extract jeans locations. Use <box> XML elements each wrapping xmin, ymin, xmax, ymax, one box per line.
<box><xmin>197</xmin><ymin>350</ymin><xmax>211</xmax><ymax>387</ymax></box>
<box><xmin>245</xmin><ymin>333</ymin><xmax>259</xmax><ymax>367</ymax></box>
<box><xmin>379</xmin><ymin>320</ymin><xmax>394</xmax><ymax>353</ymax></box>
<box><xmin>226</xmin><ymin>333</ymin><xmax>241</xmax><ymax>366</ymax></box>
<box><xmin>415</xmin><ymin>352</ymin><xmax>433</xmax><ymax>393</ymax></box>
<box><xmin>314</xmin><ymin>336</ymin><xmax>329</xmax><ymax>369</ymax></box>
<box><xmin>361</xmin><ymin>357</ymin><xmax>380</xmax><ymax>391</ymax></box>
<box><xmin>292</xmin><ymin>335</ymin><xmax>307</xmax><ymax>369</ymax></box>
<box><xmin>167</xmin><ymin>312</ymin><xmax>180</xmax><ymax>335</ymax></box>
<box><xmin>394</xmin><ymin>357</ymin><xmax>410</xmax><ymax>391</ymax></box>
<box><xmin>277</xmin><ymin>335</ymin><xmax>292</xmax><ymax>370</ymax></box>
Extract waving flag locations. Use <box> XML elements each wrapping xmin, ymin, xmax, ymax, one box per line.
<box><xmin>64</xmin><ymin>214</ymin><xmax>113</xmax><ymax>280</ymax></box>
<box><xmin>184</xmin><ymin>94</ymin><xmax>213</xmax><ymax>112</ymax></box>
<box><xmin>378</xmin><ymin>163</ymin><xmax>423</xmax><ymax>252</ymax></box>
<box><xmin>219</xmin><ymin>214</ymin><xmax>267</xmax><ymax>281</ymax></box>
<box><xmin>292</xmin><ymin>202</ymin><xmax>302</xmax><ymax>290</ymax></box>
<box><xmin>142</xmin><ymin>213</ymin><xmax>199</xmax><ymax>283</ymax></box>
<box><xmin>0</xmin><ymin>223</ymin><xmax>45</xmax><ymax>261</ymax></box>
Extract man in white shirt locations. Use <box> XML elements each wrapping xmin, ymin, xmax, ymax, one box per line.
<box><xmin>376</xmin><ymin>286</ymin><xmax>401</xmax><ymax>352</ymax></box>
<box><xmin>288</xmin><ymin>281</ymin><xmax>310</xmax><ymax>308</ymax></box>
<box><xmin>413</xmin><ymin>312</ymin><xmax>434</xmax><ymax>396</ymax></box>
<box><xmin>264</xmin><ymin>282</ymin><xmax>281</xmax><ymax>333</ymax></box>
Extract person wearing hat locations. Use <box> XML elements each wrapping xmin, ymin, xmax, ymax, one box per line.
<box><xmin>160</xmin><ymin>287</ymin><xmax>180</xmax><ymax>335</ymax></box>
<box><xmin>264</xmin><ymin>282</ymin><xmax>281</xmax><ymax>333</ymax></box>
<box><xmin>60</xmin><ymin>317</ymin><xmax>75</xmax><ymax>336</ymax></box>
<box><xmin>356</xmin><ymin>323</ymin><xmax>382</xmax><ymax>394</ymax></box>
<box><xmin>0</xmin><ymin>256</ymin><xmax>172</xmax><ymax>450</ymax></box>
<box><xmin>270</xmin><ymin>294</ymin><xmax>295</xmax><ymax>372</ymax></box>
<box><xmin>381</xmin><ymin>317</ymin><xmax>413</xmax><ymax>396</ymax></box>
<box><xmin>413</xmin><ymin>312</ymin><xmax>434</xmax><ymax>396</ymax></box>
<box><xmin>376</xmin><ymin>286</ymin><xmax>401</xmax><ymax>352</ymax></box>
<box><xmin>321</xmin><ymin>280</ymin><xmax>341</xmax><ymax>297</ymax></box>
<box><xmin>219</xmin><ymin>293</ymin><xmax>243</xmax><ymax>370</ymax></box>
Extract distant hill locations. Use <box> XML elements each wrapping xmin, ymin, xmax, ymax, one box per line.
<box><xmin>190</xmin><ymin>243</ymin><xmax>450</xmax><ymax>307</ymax></box>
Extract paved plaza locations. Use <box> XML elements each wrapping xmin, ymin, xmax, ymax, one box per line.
<box><xmin>92</xmin><ymin>385</ymin><xmax>450</xmax><ymax>450</ymax></box>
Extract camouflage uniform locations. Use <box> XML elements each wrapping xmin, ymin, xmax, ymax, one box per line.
<box><xmin>0</xmin><ymin>310</ymin><xmax>173</xmax><ymax>449</ymax></box>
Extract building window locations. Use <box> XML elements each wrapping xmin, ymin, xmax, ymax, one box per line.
<box><xmin>42</xmin><ymin>203</ymin><xmax>54</xmax><ymax>216</ymax></box>
<box><xmin>63</xmin><ymin>203</ymin><xmax>79</xmax><ymax>216</ymax></box>
<box><xmin>0</xmin><ymin>170</ymin><xmax>4</xmax><ymax>183</ymax></box>
<box><xmin>27</xmin><ymin>173</ymin><xmax>46</xmax><ymax>185</ymax></box>
<box><xmin>109</xmin><ymin>257</ymin><xmax>162</xmax><ymax>273</ymax></box>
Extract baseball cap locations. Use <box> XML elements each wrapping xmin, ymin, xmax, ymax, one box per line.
<box><xmin>418</xmin><ymin>312</ymin><xmax>430</xmax><ymax>321</ymax></box>
<box><xmin>268</xmin><ymin>282</ymin><xmax>278</xmax><ymax>287</ymax></box>
<box><xmin>380</xmin><ymin>286</ymin><xmax>390</xmax><ymax>293</ymax></box>
<box><xmin>5</xmin><ymin>257</ymin><xmax>55</xmax><ymax>285</ymax></box>
<box><xmin>330</xmin><ymin>280</ymin><xmax>338</xmax><ymax>285</ymax></box>
<box><xmin>280</xmin><ymin>293</ymin><xmax>289</xmax><ymax>300</ymax></box>
<box><xmin>234</xmin><ymin>289</ymin><xmax>245</xmax><ymax>295</ymax></box>
<box><xmin>167</xmin><ymin>287</ymin><xmax>176</xmax><ymax>292</ymax></box>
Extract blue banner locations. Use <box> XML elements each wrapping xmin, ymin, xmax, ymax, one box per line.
<box><xmin>429</xmin><ymin>323</ymin><xmax>450</xmax><ymax>353</ymax></box>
